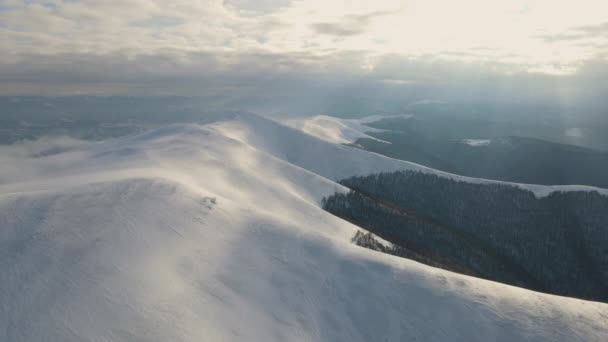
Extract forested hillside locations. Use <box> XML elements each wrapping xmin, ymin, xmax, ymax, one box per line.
<box><xmin>323</xmin><ymin>170</ymin><xmax>608</xmax><ymax>302</ymax></box>
<box><xmin>353</xmin><ymin>131</ymin><xmax>608</xmax><ymax>188</ymax></box>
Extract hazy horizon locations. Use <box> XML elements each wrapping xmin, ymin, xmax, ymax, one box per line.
<box><xmin>1</xmin><ymin>0</ymin><xmax>607</xmax><ymax>112</ymax></box>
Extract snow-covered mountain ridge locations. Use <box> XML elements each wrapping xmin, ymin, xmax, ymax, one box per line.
<box><xmin>1</xmin><ymin>113</ymin><xmax>607</xmax><ymax>341</ymax></box>
<box><xmin>274</xmin><ymin>113</ymin><xmax>608</xmax><ymax>197</ymax></box>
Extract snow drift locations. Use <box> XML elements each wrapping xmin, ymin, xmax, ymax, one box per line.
<box><xmin>1</xmin><ymin>113</ymin><xmax>607</xmax><ymax>341</ymax></box>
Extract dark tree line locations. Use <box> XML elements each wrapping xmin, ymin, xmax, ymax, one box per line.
<box><xmin>323</xmin><ymin>170</ymin><xmax>608</xmax><ymax>302</ymax></box>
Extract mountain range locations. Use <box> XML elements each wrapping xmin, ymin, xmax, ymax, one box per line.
<box><xmin>1</xmin><ymin>113</ymin><xmax>607</xmax><ymax>341</ymax></box>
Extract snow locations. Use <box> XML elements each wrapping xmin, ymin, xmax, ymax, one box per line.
<box><xmin>355</xmin><ymin>113</ymin><xmax>414</xmax><ymax>124</ymax></box>
<box><xmin>217</xmin><ymin>113</ymin><xmax>608</xmax><ymax>198</ymax></box>
<box><xmin>1</xmin><ymin>113</ymin><xmax>607</xmax><ymax>341</ymax></box>
<box><xmin>280</xmin><ymin>114</ymin><xmax>412</xmax><ymax>144</ymax></box>
<box><xmin>356</xmin><ymin>229</ymin><xmax>396</xmax><ymax>249</ymax></box>
<box><xmin>461</xmin><ymin>138</ymin><xmax>492</xmax><ymax>147</ymax></box>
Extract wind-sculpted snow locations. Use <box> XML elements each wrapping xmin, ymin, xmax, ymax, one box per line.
<box><xmin>1</xmin><ymin>113</ymin><xmax>607</xmax><ymax>341</ymax></box>
<box><xmin>280</xmin><ymin>115</ymin><xmax>389</xmax><ymax>144</ymax></box>
<box><xmin>280</xmin><ymin>114</ymin><xmax>415</xmax><ymax>145</ymax></box>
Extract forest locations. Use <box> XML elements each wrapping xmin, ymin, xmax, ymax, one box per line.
<box><xmin>323</xmin><ymin>170</ymin><xmax>608</xmax><ymax>302</ymax></box>
<box><xmin>354</xmin><ymin>131</ymin><xmax>608</xmax><ymax>188</ymax></box>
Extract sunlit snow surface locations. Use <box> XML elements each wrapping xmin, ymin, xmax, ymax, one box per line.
<box><xmin>1</xmin><ymin>113</ymin><xmax>607</xmax><ymax>341</ymax></box>
<box><xmin>281</xmin><ymin>114</ymin><xmax>413</xmax><ymax>144</ymax></box>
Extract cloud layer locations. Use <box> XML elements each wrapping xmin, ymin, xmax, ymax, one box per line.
<box><xmin>0</xmin><ymin>0</ymin><xmax>607</xmax><ymax>102</ymax></box>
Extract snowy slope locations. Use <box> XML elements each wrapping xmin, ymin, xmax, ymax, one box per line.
<box><xmin>280</xmin><ymin>115</ymin><xmax>388</xmax><ymax>144</ymax></box>
<box><xmin>280</xmin><ymin>114</ymin><xmax>413</xmax><ymax>144</ymax></box>
<box><xmin>216</xmin><ymin>113</ymin><xmax>608</xmax><ymax>198</ymax></box>
<box><xmin>1</xmin><ymin>114</ymin><xmax>607</xmax><ymax>342</ymax></box>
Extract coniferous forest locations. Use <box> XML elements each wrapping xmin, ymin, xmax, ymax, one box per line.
<box><xmin>322</xmin><ymin>171</ymin><xmax>608</xmax><ymax>302</ymax></box>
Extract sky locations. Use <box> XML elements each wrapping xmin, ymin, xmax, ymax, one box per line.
<box><xmin>0</xmin><ymin>0</ymin><xmax>607</xmax><ymax>108</ymax></box>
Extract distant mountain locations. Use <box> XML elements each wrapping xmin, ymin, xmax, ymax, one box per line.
<box><xmin>323</xmin><ymin>170</ymin><xmax>608</xmax><ymax>302</ymax></box>
<box><xmin>0</xmin><ymin>96</ymin><xmax>234</xmax><ymax>144</ymax></box>
<box><xmin>366</xmin><ymin>102</ymin><xmax>608</xmax><ymax>151</ymax></box>
<box><xmin>354</xmin><ymin>123</ymin><xmax>608</xmax><ymax>188</ymax></box>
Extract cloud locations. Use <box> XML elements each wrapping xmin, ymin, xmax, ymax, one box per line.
<box><xmin>1</xmin><ymin>49</ymin><xmax>607</xmax><ymax>117</ymax></box>
<box><xmin>223</xmin><ymin>0</ymin><xmax>292</xmax><ymax>16</ymax></box>
<box><xmin>579</xmin><ymin>21</ymin><xmax>608</xmax><ymax>36</ymax></box>
<box><xmin>539</xmin><ymin>21</ymin><xmax>608</xmax><ymax>42</ymax></box>
<box><xmin>310</xmin><ymin>22</ymin><xmax>365</xmax><ymax>37</ymax></box>
<box><xmin>310</xmin><ymin>11</ymin><xmax>394</xmax><ymax>37</ymax></box>
<box><xmin>0</xmin><ymin>136</ymin><xmax>90</xmax><ymax>158</ymax></box>
<box><xmin>0</xmin><ymin>136</ymin><xmax>91</xmax><ymax>184</ymax></box>
<box><xmin>539</xmin><ymin>33</ymin><xmax>587</xmax><ymax>43</ymax></box>
<box><xmin>0</xmin><ymin>0</ymin><xmax>608</xmax><ymax>105</ymax></box>
<box><xmin>130</xmin><ymin>15</ymin><xmax>185</xmax><ymax>28</ymax></box>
